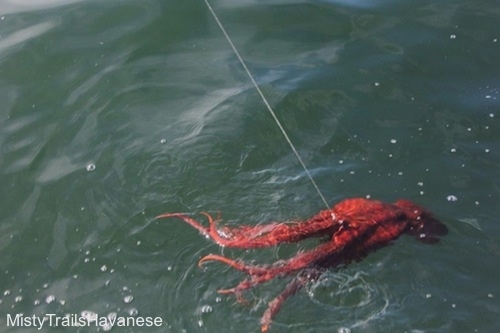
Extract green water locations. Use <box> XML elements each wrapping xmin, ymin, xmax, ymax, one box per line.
<box><xmin>0</xmin><ymin>0</ymin><xmax>499</xmax><ymax>332</ymax></box>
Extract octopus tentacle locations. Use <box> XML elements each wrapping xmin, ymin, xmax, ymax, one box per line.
<box><xmin>200</xmin><ymin>234</ymin><xmax>351</xmax><ymax>294</ymax></box>
<box><xmin>260</xmin><ymin>270</ymin><xmax>319</xmax><ymax>333</ymax></box>
<box><xmin>200</xmin><ymin>218</ymin><xmax>399</xmax><ymax>296</ymax></box>
<box><xmin>157</xmin><ymin>210</ymin><xmax>338</xmax><ymax>249</ymax></box>
<box><xmin>155</xmin><ymin>213</ymin><xmax>209</xmax><ymax>235</ymax></box>
<box><xmin>261</xmin><ymin>278</ymin><xmax>303</xmax><ymax>333</ymax></box>
<box><xmin>198</xmin><ymin>254</ymin><xmax>268</xmax><ymax>274</ymax></box>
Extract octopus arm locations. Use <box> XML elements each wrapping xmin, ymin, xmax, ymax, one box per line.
<box><xmin>157</xmin><ymin>210</ymin><xmax>338</xmax><ymax>249</ymax></box>
<box><xmin>199</xmin><ymin>227</ymin><xmax>357</xmax><ymax>292</ymax></box>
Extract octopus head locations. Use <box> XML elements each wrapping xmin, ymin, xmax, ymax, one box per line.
<box><xmin>395</xmin><ymin>199</ymin><xmax>448</xmax><ymax>244</ymax></box>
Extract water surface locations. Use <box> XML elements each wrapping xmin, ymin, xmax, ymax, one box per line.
<box><xmin>0</xmin><ymin>0</ymin><xmax>499</xmax><ymax>332</ymax></box>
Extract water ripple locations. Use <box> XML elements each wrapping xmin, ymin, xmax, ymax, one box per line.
<box><xmin>0</xmin><ymin>0</ymin><xmax>86</xmax><ymax>15</ymax></box>
<box><xmin>0</xmin><ymin>21</ymin><xmax>56</xmax><ymax>56</ymax></box>
<box><xmin>308</xmin><ymin>270</ymin><xmax>390</xmax><ymax>329</ymax></box>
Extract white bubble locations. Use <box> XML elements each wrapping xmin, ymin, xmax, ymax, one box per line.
<box><xmin>45</xmin><ymin>295</ymin><xmax>56</xmax><ymax>304</ymax></box>
<box><xmin>124</xmin><ymin>295</ymin><xmax>134</xmax><ymax>304</ymax></box>
<box><xmin>101</xmin><ymin>312</ymin><xmax>117</xmax><ymax>331</ymax></box>
<box><xmin>100</xmin><ymin>265</ymin><xmax>108</xmax><ymax>272</ymax></box>
<box><xmin>447</xmin><ymin>195</ymin><xmax>458</xmax><ymax>202</ymax></box>
<box><xmin>450</xmin><ymin>34</ymin><xmax>456</xmax><ymax>39</ymax></box>
<box><xmin>81</xmin><ymin>310</ymin><xmax>98</xmax><ymax>322</ymax></box>
<box><xmin>160</xmin><ymin>138</ymin><xmax>167</xmax><ymax>144</ymax></box>
<box><xmin>390</xmin><ymin>139</ymin><xmax>397</xmax><ymax>144</ymax></box>
<box><xmin>200</xmin><ymin>305</ymin><xmax>213</xmax><ymax>314</ymax></box>
<box><xmin>101</xmin><ymin>322</ymin><xmax>112</xmax><ymax>331</ymax></box>
<box><xmin>86</xmin><ymin>163</ymin><xmax>96</xmax><ymax>172</ymax></box>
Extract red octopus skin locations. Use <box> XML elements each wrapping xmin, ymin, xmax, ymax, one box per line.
<box><xmin>157</xmin><ymin>198</ymin><xmax>447</xmax><ymax>332</ymax></box>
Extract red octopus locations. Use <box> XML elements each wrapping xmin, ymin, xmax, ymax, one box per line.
<box><xmin>157</xmin><ymin>198</ymin><xmax>447</xmax><ymax>332</ymax></box>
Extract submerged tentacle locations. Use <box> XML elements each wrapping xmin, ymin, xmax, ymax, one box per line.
<box><xmin>261</xmin><ymin>278</ymin><xmax>303</xmax><ymax>333</ymax></box>
<box><xmin>260</xmin><ymin>270</ymin><xmax>320</xmax><ymax>333</ymax></box>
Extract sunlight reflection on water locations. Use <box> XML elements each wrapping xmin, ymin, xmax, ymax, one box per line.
<box><xmin>0</xmin><ymin>0</ymin><xmax>85</xmax><ymax>15</ymax></box>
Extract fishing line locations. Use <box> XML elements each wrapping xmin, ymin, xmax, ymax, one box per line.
<box><xmin>202</xmin><ymin>0</ymin><xmax>332</xmax><ymax>212</ymax></box>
